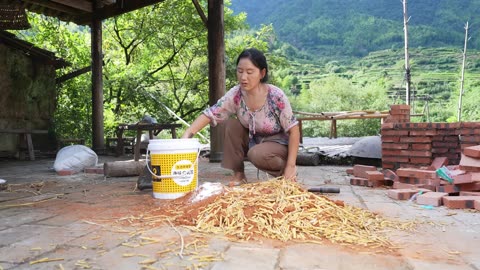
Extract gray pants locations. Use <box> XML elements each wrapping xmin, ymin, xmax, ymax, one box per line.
<box><xmin>221</xmin><ymin>118</ymin><xmax>288</xmax><ymax>177</ymax></box>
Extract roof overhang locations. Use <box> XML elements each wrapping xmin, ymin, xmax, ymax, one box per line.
<box><xmin>0</xmin><ymin>30</ymin><xmax>69</xmax><ymax>69</ymax></box>
<box><xmin>23</xmin><ymin>0</ymin><xmax>166</xmax><ymax>25</ymax></box>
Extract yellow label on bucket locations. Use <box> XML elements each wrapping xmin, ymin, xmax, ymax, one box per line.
<box><xmin>150</xmin><ymin>152</ymin><xmax>198</xmax><ymax>194</ymax></box>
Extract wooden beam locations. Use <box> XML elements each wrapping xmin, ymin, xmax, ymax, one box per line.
<box><xmin>56</xmin><ymin>66</ymin><xmax>92</xmax><ymax>84</ymax></box>
<box><xmin>297</xmin><ymin>114</ymin><xmax>389</xmax><ymax>122</ymax></box>
<box><xmin>50</xmin><ymin>0</ymin><xmax>92</xmax><ymax>12</ymax></box>
<box><xmin>23</xmin><ymin>0</ymin><xmax>83</xmax><ymax>15</ymax></box>
<box><xmin>0</xmin><ymin>129</ymin><xmax>48</xmax><ymax>134</ymax></box>
<box><xmin>76</xmin><ymin>0</ymin><xmax>167</xmax><ymax>25</ymax></box>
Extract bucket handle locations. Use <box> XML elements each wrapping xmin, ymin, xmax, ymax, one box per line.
<box><xmin>146</xmin><ymin>147</ymin><xmax>202</xmax><ymax>179</ymax></box>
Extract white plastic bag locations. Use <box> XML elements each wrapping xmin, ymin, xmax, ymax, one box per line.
<box><xmin>54</xmin><ymin>145</ymin><xmax>98</xmax><ymax>173</ymax></box>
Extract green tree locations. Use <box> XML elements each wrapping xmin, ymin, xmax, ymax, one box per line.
<box><xmin>292</xmin><ymin>76</ymin><xmax>389</xmax><ymax>137</ymax></box>
<box><xmin>13</xmin><ymin>1</ymin><xmax>252</xmax><ymax>144</ymax></box>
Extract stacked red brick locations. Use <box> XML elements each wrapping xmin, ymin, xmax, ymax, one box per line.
<box><xmin>348</xmin><ymin>165</ymin><xmax>391</xmax><ymax>188</ymax></box>
<box><xmin>381</xmin><ymin>122</ymin><xmax>480</xmax><ymax>170</ymax></box>
<box><xmin>446</xmin><ymin>145</ymin><xmax>480</xmax><ymax>209</ymax></box>
<box><xmin>347</xmin><ymin>152</ymin><xmax>480</xmax><ymax>209</ymax></box>
<box><xmin>383</xmin><ymin>104</ymin><xmax>410</xmax><ymax>124</ymax></box>
<box><xmin>382</xmin><ymin>150</ymin><xmax>480</xmax><ymax>210</ymax></box>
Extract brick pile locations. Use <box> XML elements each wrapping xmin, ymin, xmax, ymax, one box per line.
<box><xmin>383</xmin><ymin>104</ymin><xmax>410</xmax><ymax>124</ymax></box>
<box><xmin>381</xmin><ymin>121</ymin><xmax>480</xmax><ymax>170</ymax></box>
<box><xmin>348</xmin><ymin>165</ymin><xmax>390</xmax><ymax>188</ymax></box>
<box><xmin>347</xmin><ymin>145</ymin><xmax>480</xmax><ymax>210</ymax></box>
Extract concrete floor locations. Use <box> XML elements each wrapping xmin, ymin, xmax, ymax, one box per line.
<box><xmin>0</xmin><ymin>154</ymin><xmax>479</xmax><ymax>270</ymax></box>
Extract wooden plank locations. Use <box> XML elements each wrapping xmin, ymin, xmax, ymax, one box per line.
<box><xmin>51</xmin><ymin>0</ymin><xmax>92</xmax><ymax>12</ymax></box>
<box><xmin>23</xmin><ymin>0</ymin><xmax>82</xmax><ymax>15</ymax></box>
<box><xmin>297</xmin><ymin>114</ymin><xmax>389</xmax><ymax>122</ymax></box>
<box><xmin>76</xmin><ymin>0</ymin><xmax>167</xmax><ymax>25</ymax></box>
<box><xmin>0</xmin><ymin>129</ymin><xmax>48</xmax><ymax>134</ymax></box>
<box><xmin>294</xmin><ymin>110</ymin><xmax>389</xmax><ymax>117</ymax></box>
<box><xmin>121</xmin><ymin>123</ymin><xmax>182</xmax><ymax>131</ymax></box>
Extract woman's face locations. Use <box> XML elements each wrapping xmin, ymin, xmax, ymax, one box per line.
<box><xmin>236</xmin><ymin>58</ymin><xmax>266</xmax><ymax>91</ymax></box>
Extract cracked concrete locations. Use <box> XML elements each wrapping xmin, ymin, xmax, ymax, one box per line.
<box><xmin>0</xmin><ymin>154</ymin><xmax>479</xmax><ymax>270</ymax></box>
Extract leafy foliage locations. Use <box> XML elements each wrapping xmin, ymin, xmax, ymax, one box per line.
<box><xmin>14</xmin><ymin>1</ymin><xmax>260</xmax><ymax>144</ymax></box>
<box><xmin>231</xmin><ymin>0</ymin><xmax>480</xmax><ymax>56</ymax></box>
<box><xmin>10</xmin><ymin>0</ymin><xmax>480</xmax><ymax>144</ymax></box>
<box><xmin>291</xmin><ymin>76</ymin><xmax>389</xmax><ymax>137</ymax></box>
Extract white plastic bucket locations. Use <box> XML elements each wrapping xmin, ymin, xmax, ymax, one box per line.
<box><xmin>146</xmin><ymin>138</ymin><xmax>201</xmax><ymax>199</ymax></box>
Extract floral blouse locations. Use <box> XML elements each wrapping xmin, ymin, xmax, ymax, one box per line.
<box><xmin>203</xmin><ymin>84</ymin><xmax>298</xmax><ymax>148</ymax></box>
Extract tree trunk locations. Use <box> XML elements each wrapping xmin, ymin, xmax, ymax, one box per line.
<box><xmin>104</xmin><ymin>160</ymin><xmax>146</xmax><ymax>177</ymax></box>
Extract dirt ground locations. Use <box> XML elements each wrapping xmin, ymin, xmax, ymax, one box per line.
<box><xmin>0</xmin><ymin>155</ymin><xmax>479</xmax><ymax>270</ymax></box>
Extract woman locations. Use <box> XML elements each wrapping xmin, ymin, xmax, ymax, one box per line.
<box><xmin>182</xmin><ymin>48</ymin><xmax>300</xmax><ymax>184</ymax></box>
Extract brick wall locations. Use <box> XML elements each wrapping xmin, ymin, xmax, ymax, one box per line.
<box><xmin>381</xmin><ymin>105</ymin><xmax>480</xmax><ymax>170</ymax></box>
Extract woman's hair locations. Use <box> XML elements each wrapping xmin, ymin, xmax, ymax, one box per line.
<box><xmin>236</xmin><ymin>48</ymin><xmax>269</xmax><ymax>83</ymax></box>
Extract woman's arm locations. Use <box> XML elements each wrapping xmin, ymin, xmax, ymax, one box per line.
<box><xmin>284</xmin><ymin>124</ymin><xmax>300</xmax><ymax>180</ymax></box>
<box><xmin>181</xmin><ymin>114</ymin><xmax>211</xmax><ymax>139</ymax></box>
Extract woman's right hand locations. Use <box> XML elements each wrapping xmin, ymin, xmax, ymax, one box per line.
<box><xmin>181</xmin><ymin>131</ymin><xmax>194</xmax><ymax>139</ymax></box>
<box><xmin>181</xmin><ymin>114</ymin><xmax>211</xmax><ymax>139</ymax></box>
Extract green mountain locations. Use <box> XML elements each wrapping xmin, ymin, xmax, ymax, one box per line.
<box><xmin>230</xmin><ymin>0</ymin><xmax>480</xmax><ymax>57</ymax></box>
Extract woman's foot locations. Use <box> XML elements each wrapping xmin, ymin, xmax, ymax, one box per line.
<box><xmin>228</xmin><ymin>172</ymin><xmax>247</xmax><ymax>187</ymax></box>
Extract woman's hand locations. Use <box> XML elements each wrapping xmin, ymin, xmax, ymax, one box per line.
<box><xmin>181</xmin><ymin>132</ymin><xmax>194</xmax><ymax>139</ymax></box>
<box><xmin>181</xmin><ymin>114</ymin><xmax>211</xmax><ymax>139</ymax></box>
<box><xmin>283</xmin><ymin>163</ymin><xmax>297</xmax><ymax>181</ymax></box>
<box><xmin>284</xmin><ymin>125</ymin><xmax>300</xmax><ymax>181</ymax></box>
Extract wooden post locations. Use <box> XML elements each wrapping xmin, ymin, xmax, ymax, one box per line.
<box><xmin>207</xmin><ymin>0</ymin><xmax>225</xmax><ymax>162</ymax></box>
<box><xmin>329</xmin><ymin>119</ymin><xmax>337</xmax><ymax>139</ymax></box>
<box><xmin>134</xmin><ymin>129</ymin><xmax>142</xmax><ymax>161</ymax></box>
<box><xmin>402</xmin><ymin>0</ymin><xmax>411</xmax><ymax>106</ymax></box>
<box><xmin>91</xmin><ymin>0</ymin><xmax>105</xmax><ymax>153</ymax></box>
<box><xmin>298</xmin><ymin>120</ymin><xmax>303</xmax><ymax>144</ymax></box>
<box><xmin>457</xmin><ymin>21</ymin><xmax>469</xmax><ymax>122</ymax></box>
<box><xmin>25</xmin><ymin>133</ymin><xmax>34</xmax><ymax>161</ymax></box>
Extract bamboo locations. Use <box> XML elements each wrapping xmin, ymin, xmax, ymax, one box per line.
<box><xmin>457</xmin><ymin>21</ymin><xmax>469</xmax><ymax>122</ymax></box>
<box><xmin>30</xmin><ymin>258</ymin><xmax>64</xmax><ymax>265</ymax></box>
<box><xmin>187</xmin><ymin>179</ymin><xmax>415</xmax><ymax>249</ymax></box>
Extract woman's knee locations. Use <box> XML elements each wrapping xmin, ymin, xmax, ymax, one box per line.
<box><xmin>247</xmin><ymin>144</ymin><xmax>286</xmax><ymax>170</ymax></box>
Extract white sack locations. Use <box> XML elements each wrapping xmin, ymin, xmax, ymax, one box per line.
<box><xmin>54</xmin><ymin>145</ymin><xmax>98</xmax><ymax>173</ymax></box>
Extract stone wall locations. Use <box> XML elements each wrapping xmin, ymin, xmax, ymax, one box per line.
<box><xmin>0</xmin><ymin>43</ymin><xmax>56</xmax><ymax>155</ymax></box>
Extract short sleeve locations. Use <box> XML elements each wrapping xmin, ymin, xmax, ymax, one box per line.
<box><xmin>270</xmin><ymin>85</ymin><xmax>298</xmax><ymax>133</ymax></box>
<box><xmin>202</xmin><ymin>86</ymin><xmax>241</xmax><ymax>127</ymax></box>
